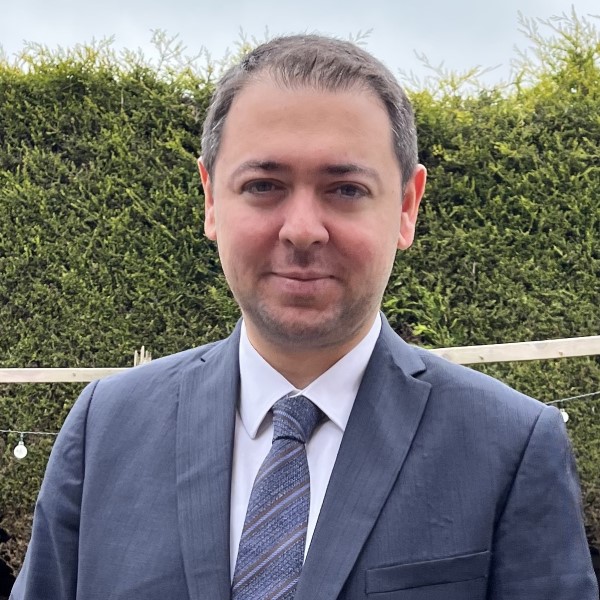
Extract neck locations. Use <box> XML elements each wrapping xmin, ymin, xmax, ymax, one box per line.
<box><xmin>244</xmin><ymin>317</ymin><xmax>376</xmax><ymax>389</ymax></box>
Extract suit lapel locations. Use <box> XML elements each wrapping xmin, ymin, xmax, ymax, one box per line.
<box><xmin>295</xmin><ymin>319</ymin><xmax>431</xmax><ymax>600</ymax></box>
<box><xmin>176</xmin><ymin>324</ymin><xmax>241</xmax><ymax>600</ymax></box>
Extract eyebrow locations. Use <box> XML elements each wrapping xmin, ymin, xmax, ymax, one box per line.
<box><xmin>321</xmin><ymin>163</ymin><xmax>382</xmax><ymax>185</ymax></box>
<box><xmin>231</xmin><ymin>160</ymin><xmax>291</xmax><ymax>179</ymax></box>
<box><xmin>231</xmin><ymin>160</ymin><xmax>382</xmax><ymax>185</ymax></box>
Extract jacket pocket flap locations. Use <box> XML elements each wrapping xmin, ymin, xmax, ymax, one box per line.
<box><xmin>366</xmin><ymin>550</ymin><xmax>490</xmax><ymax>593</ymax></box>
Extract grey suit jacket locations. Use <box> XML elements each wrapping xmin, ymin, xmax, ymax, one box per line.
<box><xmin>11</xmin><ymin>319</ymin><xmax>598</xmax><ymax>599</ymax></box>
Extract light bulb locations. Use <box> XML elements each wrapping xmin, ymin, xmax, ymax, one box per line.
<box><xmin>13</xmin><ymin>440</ymin><xmax>28</xmax><ymax>459</ymax></box>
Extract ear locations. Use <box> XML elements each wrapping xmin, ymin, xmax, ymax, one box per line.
<box><xmin>397</xmin><ymin>164</ymin><xmax>427</xmax><ymax>250</ymax></box>
<box><xmin>198</xmin><ymin>157</ymin><xmax>217</xmax><ymax>241</ymax></box>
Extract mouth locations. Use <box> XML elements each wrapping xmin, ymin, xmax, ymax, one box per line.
<box><xmin>273</xmin><ymin>271</ymin><xmax>333</xmax><ymax>281</ymax></box>
<box><xmin>269</xmin><ymin>271</ymin><xmax>335</xmax><ymax>297</ymax></box>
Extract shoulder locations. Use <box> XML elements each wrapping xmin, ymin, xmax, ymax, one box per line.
<box><xmin>378</xmin><ymin>320</ymin><xmax>553</xmax><ymax>439</ymax></box>
<box><xmin>406</xmin><ymin>344</ymin><xmax>565</xmax><ymax>463</ymax></box>
<box><xmin>394</xmin><ymin>343</ymin><xmax>572</xmax><ymax>491</ymax></box>
<box><xmin>414</xmin><ymin>344</ymin><xmax>544</xmax><ymax>416</ymax></box>
<box><xmin>75</xmin><ymin>337</ymin><xmax>230</xmax><ymax>423</ymax></box>
<box><xmin>95</xmin><ymin>340</ymin><xmax>222</xmax><ymax>392</ymax></box>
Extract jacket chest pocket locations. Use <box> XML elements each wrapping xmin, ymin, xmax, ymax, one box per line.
<box><xmin>365</xmin><ymin>550</ymin><xmax>490</xmax><ymax>599</ymax></box>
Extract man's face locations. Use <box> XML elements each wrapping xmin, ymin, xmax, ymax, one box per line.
<box><xmin>199</xmin><ymin>76</ymin><xmax>425</xmax><ymax>353</ymax></box>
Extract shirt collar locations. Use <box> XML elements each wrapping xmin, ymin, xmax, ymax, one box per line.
<box><xmin>238</xmin><ymin>315</ymin><xmax>381</xmax><ymax>438</ymax></box>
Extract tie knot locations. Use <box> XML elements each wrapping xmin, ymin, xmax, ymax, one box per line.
<box><xmin>272</xmin><ymin>395</ymin><xmax>323</xmax><ymax>444</ymax></box>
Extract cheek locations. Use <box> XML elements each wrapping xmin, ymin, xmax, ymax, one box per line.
<box><xmin>216</xmin><ymin>213</ymin><xmax>277</xmax><ymax>263</ymax></box>
<box><xmin>335</xmin><ymin>222</ymin><xmax>399</xmax><ymax>270</ymax></box>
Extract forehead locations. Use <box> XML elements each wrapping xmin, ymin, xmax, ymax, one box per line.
<box><xmin>214</xmin><ymin>76</ymin><xmax>397</xmax><ymax>177</ymax></box>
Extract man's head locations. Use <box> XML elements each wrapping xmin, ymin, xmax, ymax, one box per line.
<box><xmin>198</xmin><ymin>35</ymin><xmax>426</xmax><ymax>366</ymax></box>
<box><xmin>201</xmin><ymin>35</ymin><xmax>418</xmax><ymax>190</ymax></box>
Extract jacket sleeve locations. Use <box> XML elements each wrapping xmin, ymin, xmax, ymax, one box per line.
<box><xmin>10</xmin><ymin>381</ymin><xmax>98</xmax><ymax>600</ymax></box>
<box><xmin>487</xmin><ymin>404</ymin><xmax>598</xmax><ymax>599</ymax></box>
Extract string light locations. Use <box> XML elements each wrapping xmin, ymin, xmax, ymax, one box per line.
<box><xmin>13</xmin><ymin>434</ymin><xmax>27</xmax><ymax>459</ymax></box>
<box><xmin>1</xmin><ymin>390</ymin><xmax>598</xmax><ymax>459</ymax></box>
<box><xmin>545</xmin><ymin>390</ymin><xmax>600</xmax><ymax>405</ymax></box>
<box><xmin>545</xmin><ymin>390</ymin><xmax>600</xmax><ymax>423</ymax></box>
<box><xmin>0</xmin><ymin>429</ymin><xmax>59</xmax><ymax>460</ymax></box>
<box><xmin>0</xmin><ymin>429</ymin><xmax>60</xmax><ymax>436</ymax></box>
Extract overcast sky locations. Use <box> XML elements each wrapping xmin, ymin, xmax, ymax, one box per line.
<box><xmin>1</xmin><ymin>0</ymin><xmax>598</xmax><ymax>85</ymax></box>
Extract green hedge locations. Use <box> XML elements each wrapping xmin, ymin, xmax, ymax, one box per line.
<box><xmin>0</xmin><ymin>50</ymin><xmax>237</xmax><ymax>570</ymax></box>
<box><xmin>1</xmin><ymin>19</ymin><xmax>599</xmax><ymax>573</ymax></box>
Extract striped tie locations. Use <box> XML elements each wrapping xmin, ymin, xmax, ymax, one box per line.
<box><xmin>232</xmin><ymin>394</ymin><xmax>323</xmax><ymax>600</ymax></box>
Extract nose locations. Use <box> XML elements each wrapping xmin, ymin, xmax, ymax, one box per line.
<box><xmin>278</xmin><ymin>191</ymin><xmax>329</xmax><ymax>250</ymax></box>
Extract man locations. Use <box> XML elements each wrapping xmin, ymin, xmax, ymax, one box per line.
<box><xmin>11</xmin><ymin>35</ymin><xmax>597</xmax><ymax>599</ymax></box>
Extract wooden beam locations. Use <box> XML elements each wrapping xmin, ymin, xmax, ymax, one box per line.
<box><xmin>0</xmin><ymin>368</ymin><xmax>128</xmax><ymax>383</ymax></box>
<box><xmin>0</xmin><ymin>336</ymin><xmax>599</xmax><ymax>383</ymax></box>
<box><xmin>429</xmin><ymin>335</ymin><xmax>600</xmax><ymax>364</ymax></box>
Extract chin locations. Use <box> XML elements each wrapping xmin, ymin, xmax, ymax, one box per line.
<box><xmin>245</xmin><ymin>304</ymin><xmax>365</xmax><ymax>350</ymax></box>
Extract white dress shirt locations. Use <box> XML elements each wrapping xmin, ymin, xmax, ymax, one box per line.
<box><xmin>230</xmin><ymin>315</ymin><xmax>382</xmax><ymax>576</ymax></box>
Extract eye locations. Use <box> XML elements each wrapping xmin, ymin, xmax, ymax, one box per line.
<box><xmin>243</xmin><ymin>180</ymin><xmax>280</xmax><ymax>194</ymax></box>
<box><xmin>331</xmin><ymin>183</ymin><xmax>369</xmax><ymax>199</ymax></box>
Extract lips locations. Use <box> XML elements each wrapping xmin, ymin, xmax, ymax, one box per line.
<box><xmin>274</xmin><ymin>271</ymin><xmax>332</xmax><ymax>281</ymax></box>
<box><xmin>269</xmin><ymin>271</ymin><xmax>335</xmax><ymax>296</ymax></box>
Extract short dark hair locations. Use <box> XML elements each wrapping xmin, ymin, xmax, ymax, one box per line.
<box><xmin>201</xmin><ymin>34</ymin><xmax>418</xmax><ymax>187</ymax></box>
